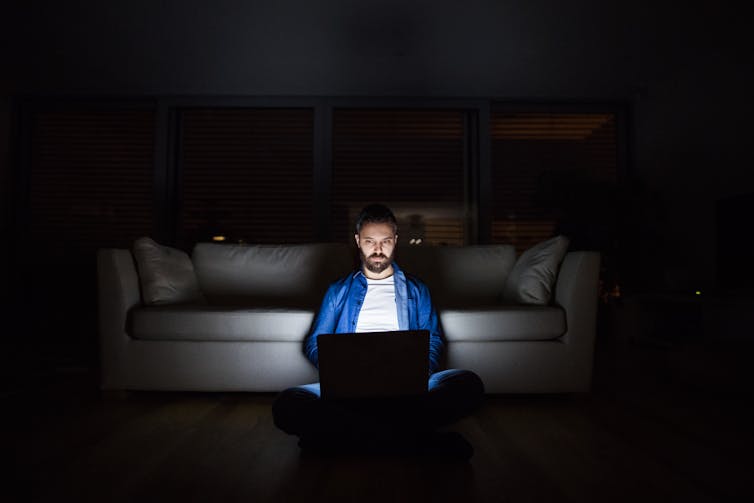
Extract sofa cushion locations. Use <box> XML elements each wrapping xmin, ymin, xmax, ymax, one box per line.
<box><xmin>396</xmin><ymin>245</ymin><xmax>517</xmax><ymax>307</ymax></box>
<box><xmin>440</xmin><ymin>305</ymin><xmax>566</xmax><ymax>342</ymax></box>
<box><xmin>503</xmin><ymin>235</ymin><xmax>570</xmax><ymax>305</ymax></box>
<box><xmin>130</xmin><ymin>306</ymin><xmax>316</xmax><ymax>342</ymax></box>
<box><xmin>132</xmin><ymin>237</ymin><xmax>204</xmax><ymax>305</ymax></box>
<box><xmin>192</xmin><ymin>242</ymin><xmax>354</xmax><ymax>307</ymax></box>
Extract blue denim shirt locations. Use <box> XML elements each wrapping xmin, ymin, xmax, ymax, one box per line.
<box><xmin>304</xmin><ymin>262</ymin><xmax>444</xmax><ymax>374</ymax></box>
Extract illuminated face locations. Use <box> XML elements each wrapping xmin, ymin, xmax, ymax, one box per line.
<box><xmin>355</xmin><ymin>222</ymin><xmax>398</xmax><ymax>278</ymax></box>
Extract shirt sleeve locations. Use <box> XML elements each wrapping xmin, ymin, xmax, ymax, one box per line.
<box><xmin>416</xmin><ymin>282</ymin><xmax>444</xmax><ymax>374</ymax></box>
<box><xmin>304</xmin><ymin>283</ymin><xmax>338</xmax><ymax>369</ymax></box>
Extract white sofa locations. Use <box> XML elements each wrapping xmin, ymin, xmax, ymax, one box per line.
<box><xmin>98</xmin><ymin>242</ymin><xmax>600</xmax><ymax>393</ymax></box>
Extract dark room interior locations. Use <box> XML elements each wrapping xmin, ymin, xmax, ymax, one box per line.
<box><xmin>2</xmin><ymin>1</ymin><xmax>753</xmax><ymax>501</ymax></box>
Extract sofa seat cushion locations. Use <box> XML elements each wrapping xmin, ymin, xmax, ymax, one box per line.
<box><xmin>440</xmin><ymin>305</ymin><xmax>566</xmax><ymax>342</ymax></box>
<box><xmin>130</xmin><ymin>306</ymin><xmax>315</xmax><ymax>342</ymax></box>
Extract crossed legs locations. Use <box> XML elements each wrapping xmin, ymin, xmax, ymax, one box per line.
<box><xmin>272</xmin><ymin>369</ymin><xmax>484</xmax><ymax>439</ymax></box>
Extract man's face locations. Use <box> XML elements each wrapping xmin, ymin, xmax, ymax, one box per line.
<box><xmin>355</xmin><ymin>222</ymin><xmax>397</xmax><ymax>277</ymax></box>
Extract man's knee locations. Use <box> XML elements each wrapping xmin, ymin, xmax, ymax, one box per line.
<box><xmin>463</xmin><ymin>370</ymin><xmax>485</xmax><ymax>399</ymax></box>
<box><xmin>272</xmin><ymin>386</ymin><xmax>319</xmax><ymax>435</ymax></box>
<box><xmin>429</xmin><ymin>369</ymin><xmax>485</xmax><ymax>413</ymax></box>
<box><xmin>431</xmin><ymin>369</ymin><xmax>484</xmax><ymax>395</ymax></box>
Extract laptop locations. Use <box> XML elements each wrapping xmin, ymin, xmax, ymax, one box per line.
<box><xmin>317</xmin><ymin>330</ymin><xmax>429</xmax><ymax>400</ymax></box>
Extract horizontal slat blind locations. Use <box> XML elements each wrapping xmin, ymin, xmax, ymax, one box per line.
<box><xmin>491</xmin><ymin>219</ymin><xmax>558</xmax><ymax>254</ymax></box>
<box><xmin>332</xmin><ymin>109</ymin><xmax>466</xmax><ymax>245</ymax></box>
<box><xmin>29</xmin><ymin>108</ymin><xmax>155</xmax><ymax>256</ymax></box>
<box><xmin>490</xmin><ymin>111</ymin><xmax>617</xmax><ymax>252</ymax></box>
<box><xmin>179</xmin><ymin>108</ymin><xmax>314</xmax><ymax>245</ymax></box>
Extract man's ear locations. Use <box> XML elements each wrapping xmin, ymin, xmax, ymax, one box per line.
<box><xmin>354</xmin><ymin>234</ymin><xmax>360</xmax><ymax>247</ymax></box>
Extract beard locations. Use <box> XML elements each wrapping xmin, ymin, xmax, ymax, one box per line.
<box><xmin>360</xmin><ymin>249</ymin><xmax>395</xmax><ymax>274</ymax></box>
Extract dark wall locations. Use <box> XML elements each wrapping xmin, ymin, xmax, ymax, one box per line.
<box><xmin>2</xmin><ymin>0</ymin><xmax>752</xmax><ymax>294</ymax></box>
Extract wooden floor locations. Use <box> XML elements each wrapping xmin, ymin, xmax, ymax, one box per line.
<box><xmin>5</xmin><ymin>335</ymin><xmax>754</xmax><ymax>503</ymax></box>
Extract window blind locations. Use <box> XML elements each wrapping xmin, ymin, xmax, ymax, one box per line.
<box><xmin>331</xmin><ymin>108</ymin><xmax>467</xmax><ymax>245</ymax></box>
<box><xmin>490</xmin><ymin>111</ymin><xmax>618</xmax><ymax>252</ymax></box>
<box><xmin>178</xmin><ymin>108</ymin><xmax>315</xmax><ymax>245</ymax></box>
<box><xmin>28</xmin><ymin>108</ymin><xmax>155</xmax><ymax>256</ymax></box>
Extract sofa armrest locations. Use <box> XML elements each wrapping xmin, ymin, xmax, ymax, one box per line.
<box><xmin>97</xmin><ymin>249</ymin><xmax>141</xmax><ymax>388</ymax></box>
<box><xmin>554</xmin><ymin>251</ymin><xmax>601</xmax><ymax>348</ymax></box>
<box><xmin>550</xmin><ymin>251</ymin><xmax>601</xmax><ymax>391</ymax></box>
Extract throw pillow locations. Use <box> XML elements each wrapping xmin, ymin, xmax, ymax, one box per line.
<box><xmin>132</xmin><ymin>237</ymin><xmax>204</xmax><ymax>305</ymax></box>
<box><xmin>502</xmin><ymin>235</ymin><xmax>570</xmax><ymax>305</ymax></box>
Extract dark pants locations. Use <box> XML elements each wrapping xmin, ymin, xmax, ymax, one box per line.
<box><xmin>272</xmin><ymin>369</ymin><xmax>484</xmax><ymax>438</ymax></box>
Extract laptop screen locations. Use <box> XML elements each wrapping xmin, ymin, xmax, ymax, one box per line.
<box><xmin>317</xmin><ymin>330</ymin><xmax>429</xmax><ymax>400</ymax></box>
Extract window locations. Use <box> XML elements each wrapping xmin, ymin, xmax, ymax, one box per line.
<box><xmin>331</xmin><ymin>108</ymin><xmax>468</xmax><ymax>245</ymax></box>
<box><xmin>27</xmin><ymin>107</ymin><xmax>155</xmax><ymax>256</ymax></box>
<box><xmin>177</xmin><ymin>108</ymin><xmax>315</xmax><ymax>245</ymax></box>
<box><xmin>15</xmin><ymin>99</ymin><xmax>625</xmax><ymax>254</ymax></box>
<box><xmin>489</xmin><ymin>108</ymin><xmax>619</xmax><ymax>253</ymax></box>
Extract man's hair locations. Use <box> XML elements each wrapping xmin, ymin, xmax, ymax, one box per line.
<box><xmin>355</xmin><ymin>203</ymin><xmax>398</xmax><ymax>235</ymax></box>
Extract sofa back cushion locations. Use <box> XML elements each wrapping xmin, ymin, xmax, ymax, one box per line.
<box><xmin>396</xmin><ymin>245</ymin><xmax>516</xmax><ymax>307</ymax></box>
<box><xmin>503</xmin><ymin>235</ymin><xmax>570</xmax><ymax>305</ymax></box>
<box><xmin>132</xmin><ymin>237</ymin><xmax>204</xmax><ymax>305</ymax></box>
<box><xmin>192</xmin><ymin>242</ymin><xmax>355</xmax><ymax>307</ymax></box>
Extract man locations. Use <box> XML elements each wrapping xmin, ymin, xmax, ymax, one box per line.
<box><xmin>272</xmin><ymin>204</ymin><xmax>484</xmax><ymax>458</ymax></box>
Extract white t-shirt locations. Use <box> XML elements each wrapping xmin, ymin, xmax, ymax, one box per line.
<box><xmin>355</xmin><ymin>275</ymin><xmax>400</xmax><ymax>332</ymax></box>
